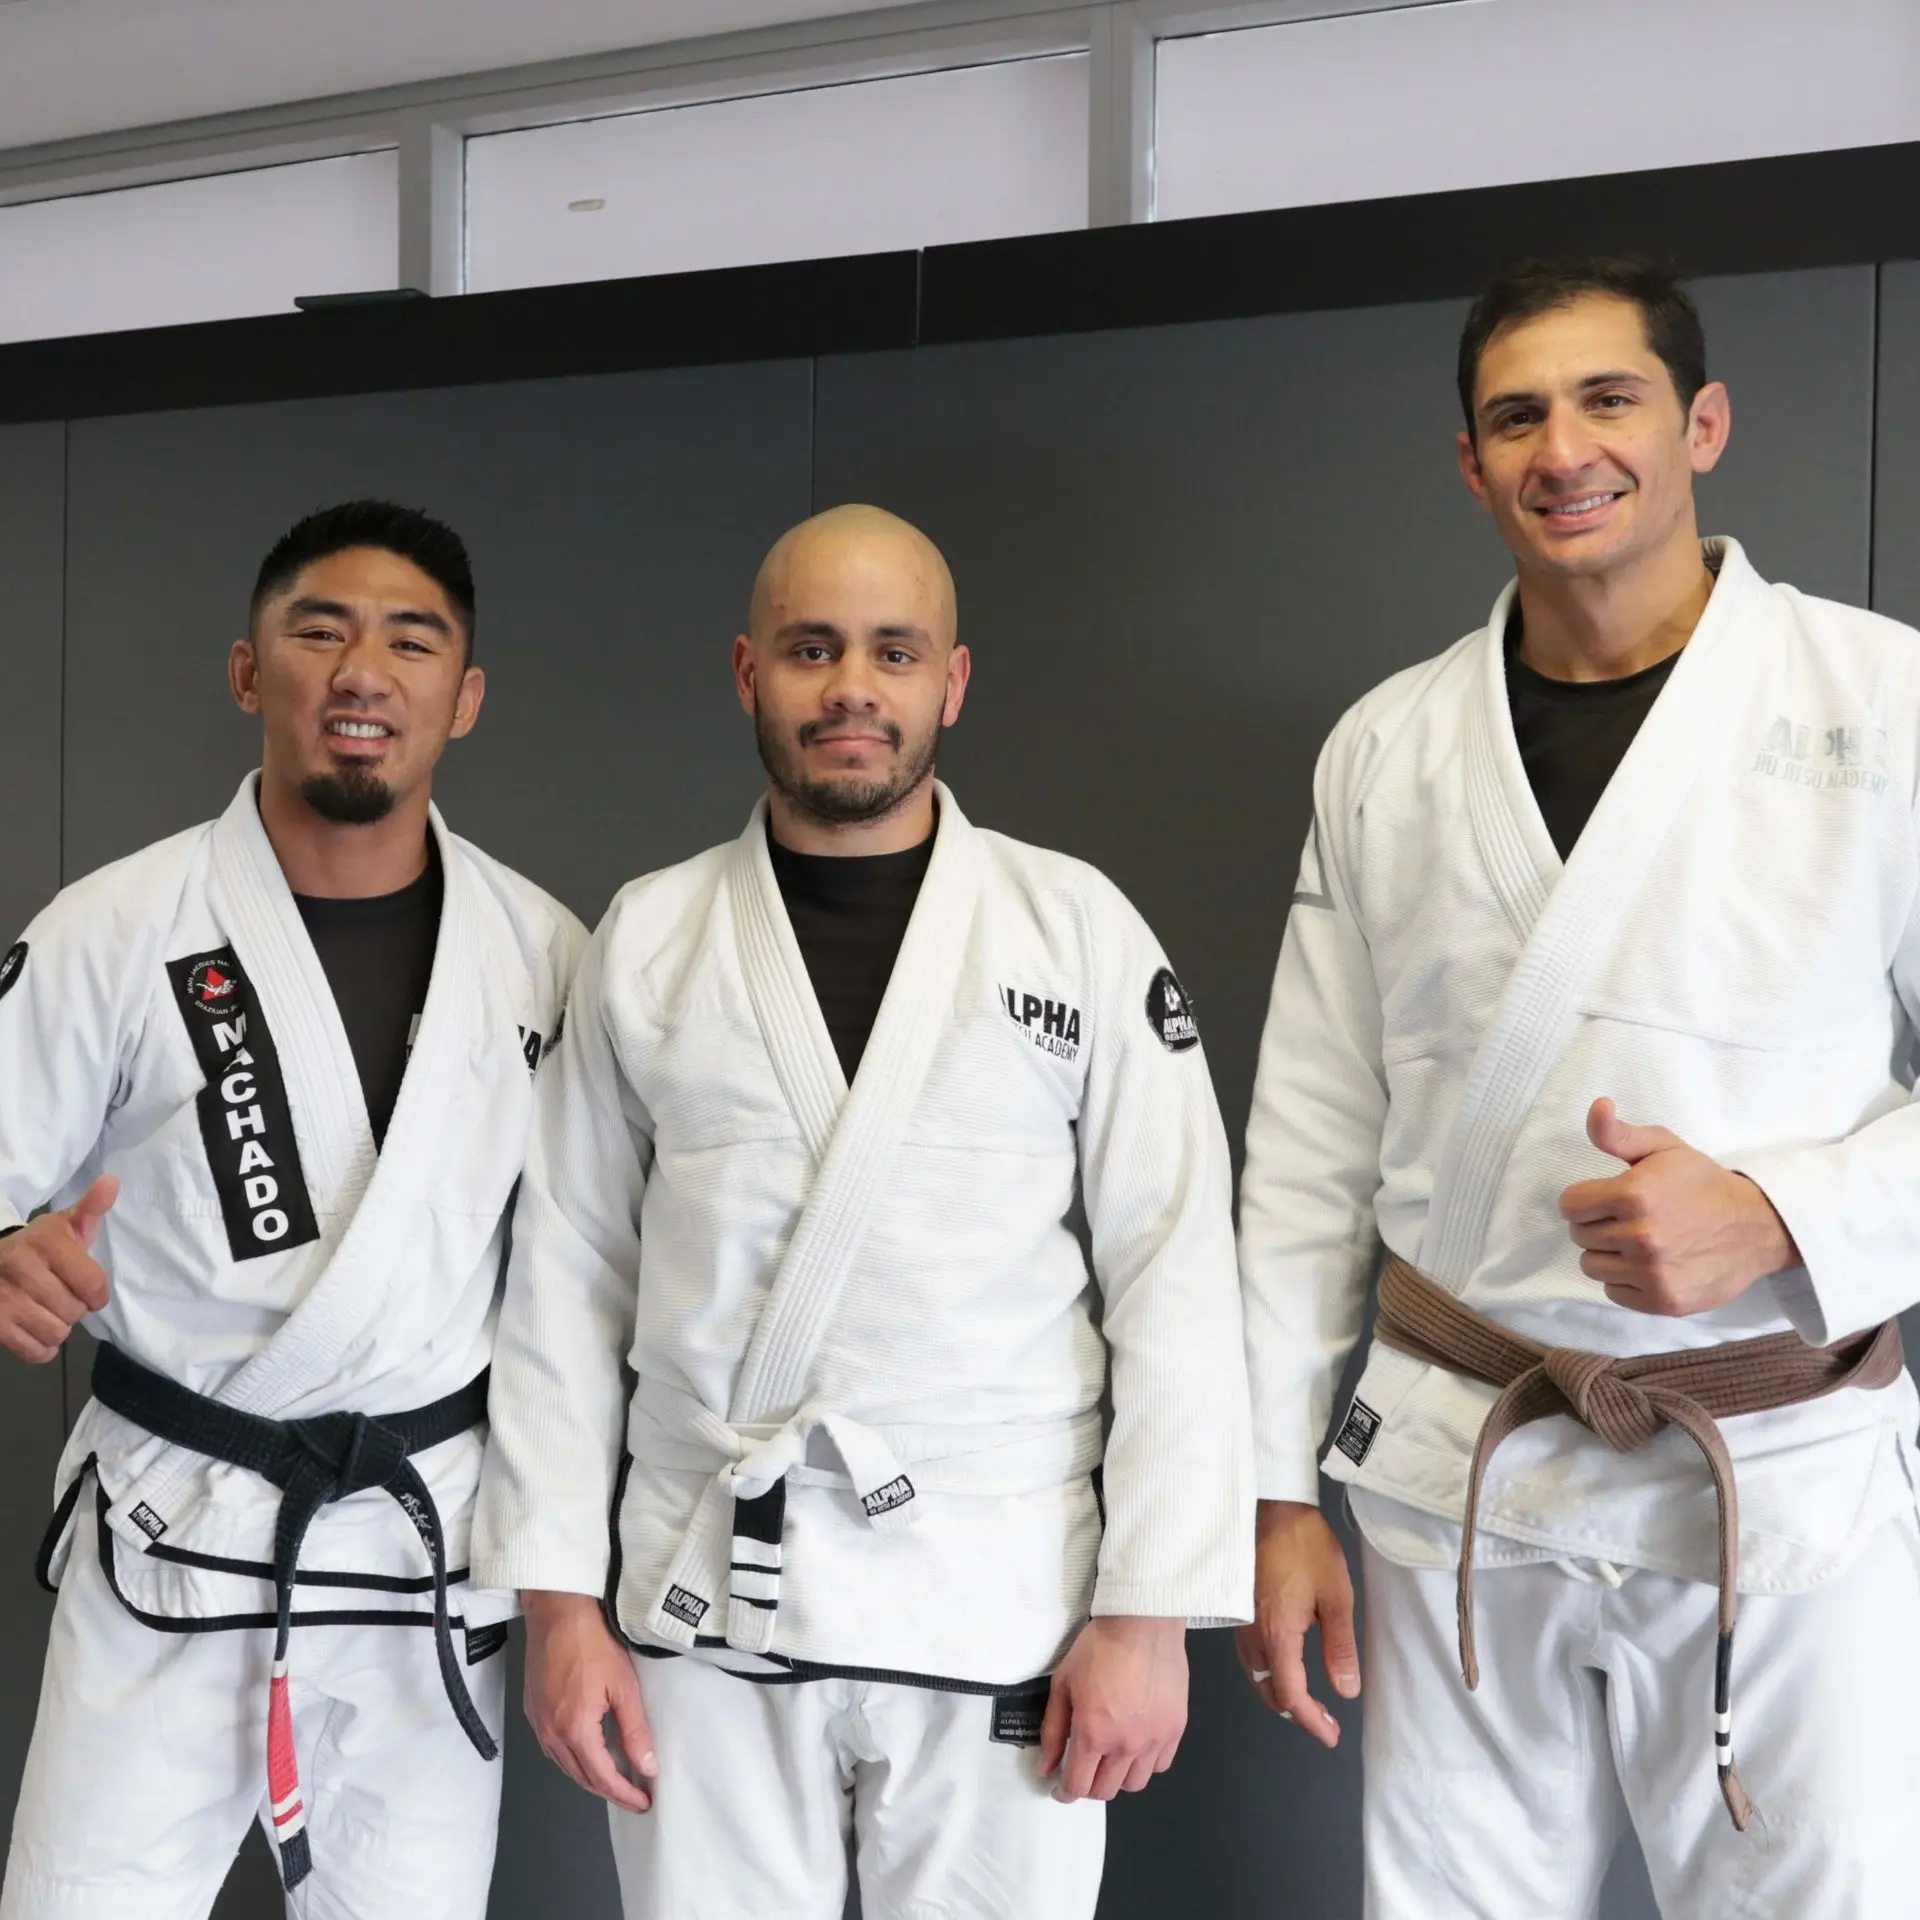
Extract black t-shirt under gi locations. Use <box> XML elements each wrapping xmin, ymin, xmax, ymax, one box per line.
<box><xmin>1505</xmin><ymin>627</ymin><xmax>1681</xmax><ymax>860</ymax></box>
<box><xmin>292</xmin><ymin>843</ymin><xmax>443</xmax><ymax>1147</ymax></box>
<box><xmin>767</xmin><ymin>824</ymin><xmax>936</xmax><ymax>1079</ymax></box>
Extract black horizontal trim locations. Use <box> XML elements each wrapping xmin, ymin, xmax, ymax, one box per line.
<box><xmin>144</xmin><ymin>1536</ymin><xmax>473</xmax><ymax>1593</ymax></box>
<box><xmin>921</xmin><ymin>141</ymin><xmax>1920</xmax><ymax>344</ymax></box>
<box><xmin>91</xmin><ymin>1488</ymin><xmax>468</xmax><ymax>1635</ymax></box>
<box><xmin>628</xmin><ymin>1639</ymin><xmax>1051</xmax><ymax>1697</ymax></box>
<box><xmin>0</xmin><ymin>249</ymin><xmax>918</xmax><ymax>425</ymax></box>
<box><xmin>12</xmin><ymin>141</ymin><xmax>1912</xmax><ymax>427</ymax></box>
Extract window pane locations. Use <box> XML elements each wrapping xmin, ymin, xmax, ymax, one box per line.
<box><xmin>466</xmin><ymin>55</ymin><xmax>1089</xmax><ymax>292</ymax></box>
<box><xmin>0</xmin><ymin>152</ymin><xmax>397</xmax><ymax>345</ymax></box>
<box><xmin>1155</xmin><ymin>0</ymin><xmax>1920</xmax><ymax>223</ymax></box>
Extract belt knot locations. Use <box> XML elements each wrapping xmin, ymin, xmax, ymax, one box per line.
<box><xmin>1539</xmin><ymin>1348</ymin><xmax>1661</xmax><ymax>1452</ymax></box>
<box><xmin>291</xmin><ymin>1409</ymin><xmax>409</xmax><ymax>1494</ymax></box>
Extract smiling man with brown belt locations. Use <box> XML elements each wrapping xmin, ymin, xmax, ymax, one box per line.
<box><xmin>1237</xmin><ymin>258</ymin><xmax>1920</xmax><ymax>1919</ymax></box>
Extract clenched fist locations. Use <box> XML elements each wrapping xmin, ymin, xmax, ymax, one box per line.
<box><xmin>0</xmin><ymin>1176</ymin><xmax>117</xmax><ymax>1363</ymax></box>
<box><xmin>1560</xmin><ymin>1099</ymin><xmax>1797</xmax><ymax>1317</ymax></box>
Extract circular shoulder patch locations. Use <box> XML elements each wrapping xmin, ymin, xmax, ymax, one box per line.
<box><xmin>1146</xmin><ymin>966</ymin><xmax>1200</xmax><ymax>1053</ymax></box>
<box><xmin>0</xmin><ymin>942</ymin><xmax>25</xmax><ymax>1003</ymax></box>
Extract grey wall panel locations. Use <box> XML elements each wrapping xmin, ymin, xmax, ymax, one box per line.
<box><xmin>0</xmin><ymin>421</ymin><xmax>70</xmax><ymax>1888</ymax></box>
<box><xmin>1873</xmin><ymin>261</ymin><xmax>1920</xmax><ymax>624</ymax></box>
<box><xmin>1691</xmin><ymin>266</ymin><xmax>1877</xmax><ymax>603</ymax></box>
<box><xmin>64</xmin><ymin>360</ymin><xmax>812</xmax><ymax>922</ymax></box>
<box><xmin>813</xmin><ymin>264</ymin><xmax>1874</xmax><ymax>1920</ymax></box>
<box><xmin>62</xmin><ymin>363</ymin><xmax>814</xmax><ymax>1920</ymax></box>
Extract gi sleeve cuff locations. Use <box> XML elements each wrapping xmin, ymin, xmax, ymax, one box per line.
<box><xmin>1727</xmin><ymin>1150</ymin><xmax>1838</xmax><ymax>1346</ymax></box>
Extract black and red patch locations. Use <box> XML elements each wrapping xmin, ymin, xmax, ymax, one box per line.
<box><xmin>167</xmin><ymin>947</ymin><xmax>319</xmax><ymax>1263</ymax></box>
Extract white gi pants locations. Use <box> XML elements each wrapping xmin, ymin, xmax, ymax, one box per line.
<box><xmin>608</xmin><ymin>1654</ymin><xmax>1106</xmax><ymax>1920</ymax></box>
<box><xmin>1359</xmin><ymin>1514</ymin><xmax>1920</xmax><ymax>1919</ymax></box>
<box><xmin>0</xmin><ymin>1535</ymin><xmax>507</xmax><ymax>1920</ymax></box>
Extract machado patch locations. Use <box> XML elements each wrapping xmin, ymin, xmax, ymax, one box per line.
<box><xmin>0</xmin><ymin>942</ymin><xmax>25</xmax><ymax>1002</ymax></box>
<box><xmin>167</xmin><ymin>947</ymin><xmax>320</xmax><ymax>1263</ymax></box>
<box><xmin>990</xmin><ymin>1678</ymin><xmax>1052</xmax><ymax>1748</ymax></box>
<box><xmin>1332</xmin><ymin>1398</ymin><xmax>1381</xmax><ymax>1467</ymax></box>
<box><xmin>1145</xmin><ymin>967</ymin><xmax>1200</xmax><ymax>1053</ymax></box>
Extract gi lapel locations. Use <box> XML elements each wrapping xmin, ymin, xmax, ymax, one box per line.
<box><xmin>728</xmin><ymin>782</ymin><xmax>983</xmax><ymax>1424</ymax></box>
<box><xmin>115</xmin><ymin>779</ymin><xmax>487</xmax><ymax>1532</ymax></box>
<box><xmin>645</xmin><ymin>787</ymin><xmax>981</xmax><ymax>1653</ymax></box>
<box><xmin>1420</xmin><ymin>540</ymin><xmax>1761</xmax><ymax>1288</ymax></box>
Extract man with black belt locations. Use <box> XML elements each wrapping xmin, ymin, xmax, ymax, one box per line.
<box><xmin>1237</xmin><ymin>259</ymin><xmax>1920</xmax><ymax>1916</ymax></box>
<box><xmin>474</xmin><ymin>504</ymin><xmax>1253</xmax><ymax>1919</ymax></box>
<box><xmin>0</xmin><ymin>501</ymin><xmax>583</xmax><ymax>1919</ymax></box>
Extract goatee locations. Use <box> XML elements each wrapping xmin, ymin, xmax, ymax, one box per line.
<box><xmin>755</xmin><ymin>713</ymin><xmax>937</xmax><ymax>827</ymax></box>
<box><xmin>300</xmin><ymin>767</ymin><xmax>397</xmax><ymax>825</ymax></box>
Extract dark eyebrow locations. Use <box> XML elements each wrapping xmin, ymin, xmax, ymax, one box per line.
<box><xmin>775</xmin><ymin>620</ymin><xmax>846</xmax><ymax>642</ymax></box>
<box><xmin>869</xmin><ymin>624</ymin><xmax>930</xmax><ymax>644</ymax></box>
<box><xmin>385</xmin><ymin>606</ymin><xmax>453</xmax><ymax>637</ymax></box>
<box><xmin>280</xmin><ymin>595</ymin><xmax>452</xmax><ymax>637</ymax></box>
<box><xmin>1479</xmin><ymin>370</ymin><xmax>1653</xmax><ymax>416</ymax></box>
<box><xmin>283</xmin><ymin>596</ymin><xmax>352</xmax><ymax>623</ymax></box>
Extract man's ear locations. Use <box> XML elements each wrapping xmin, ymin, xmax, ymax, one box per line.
<box><xmin>228</xmin><ymin>636</ymin><xmax>263</xmax><ymax>715</ymax></box>
<box><xmin>942</xmin><ymin>643</ymin><xmax>972</xmax><ymax>729</ymax></box>
<box><xmin>449</xmin><ymin>663</ymin><xmax>485</xmax><ymax>741</ymax></box>
<box><xmin>1687</xmin><ymin>380</ymin><xmax>1732</xmax><ymax>476</ymax></box>
<box><xmin>1456</xmin><ymin>430</ymin><xmax>1493</xmax><ymax>515</ymax></box>
<box><xmin>732</xmin><ymin>634</ymin><xmax>758</xmax><ymax>718</ymax></box>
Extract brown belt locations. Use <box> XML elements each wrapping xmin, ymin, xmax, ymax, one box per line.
<box><xmin>1372</xmin><ymin>1253</ymin><xmax>1904</xmax><ymax>1831</ymax></box>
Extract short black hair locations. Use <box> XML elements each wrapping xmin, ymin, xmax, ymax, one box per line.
<box><xmin>1456</xmin><ymin>256</ymin><xmax>1708</xmax><ymax>439</ymax></box>
<box><xmin>249</xmin><ymin>500</ymin><xmax>476</xmax><ymax>656</ymax></box>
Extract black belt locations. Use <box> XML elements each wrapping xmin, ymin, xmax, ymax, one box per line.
<box><xmin>86</xmin><ymin>1343</ymin><xmax>496</xmax><ymax>1885</ymax></box>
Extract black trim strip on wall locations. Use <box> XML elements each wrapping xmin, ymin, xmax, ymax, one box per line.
<box><xmin>4</xmin><ymin>140</ymin><xmax>1920</xmax><ymax>427</ymax></box>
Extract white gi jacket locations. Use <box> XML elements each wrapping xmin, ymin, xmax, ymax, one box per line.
<box><xmin>0</xmin><ymin>775</ymin><xmax>584</xmax><ymax>1626</ymax></box>
<box><xmin>1242</xmin><ymin>540</ymin><xmax>1920</xmax><ymax>1592</ymax></box>
<box><xmin>475</xmin><ymin>785</ymin><xmax>1253</xmax><ymax>1684</ymax></box>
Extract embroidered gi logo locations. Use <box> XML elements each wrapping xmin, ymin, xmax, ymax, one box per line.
<box><xmin>0</xmin><ymin>942</ymin><xmax>25</xmax><ymax>1003</ymax></box>
<box><xmin>517</xmin><ymin>1026</ymin><xmax>543</xmax><ymax>1074</ymax></box>
<box><xmin>1333</xmin><ymin>1398</ymin><xmax>1381</xmax><ymax>1466</ymax></box>
<box><xmin>128</xmin><ymin>1502</ymin><xmax>168</xmax><ymax>1541</ymax></box>
<box><xmin>1001</xmin><ymin>987</ymin><xmax>1082</xmax><ymax>1062</ymax></box>
<box><xmin>861</xmin><ymin>1475</ymin><xmax>917</xmax><ymax>1519</ymax></box>
<box><xmin>662</xmin><ymin>1584</ymin><xmax>710</xmax><ymax>1629</ymax></box>
<box><xmin>1146</xmin><ymin>968</ymin><xmax>1200</xmax><ymax>1053</ymax></box>
<box><xmin>184</xmin><ymin>958</ymin><xmax>241</xmax><ymax>1011</ymax></box>
<box><xmin>1751</xmin><ymin>716</ymin><xmax>1892</xmax><ymax>796</ymax></box>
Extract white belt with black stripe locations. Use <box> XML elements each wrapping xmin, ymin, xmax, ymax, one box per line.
<box><xmin>628</xmin><ymin>1376</ymin><xmax>1103</xmax><ymax>1657</ymax></box>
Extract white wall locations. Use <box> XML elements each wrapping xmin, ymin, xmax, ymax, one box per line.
<box><xmin>466</xmin><ymin>54</ymin><xmax>1090</xmax><ymax>291</ymax></box>
<box><xmin>1155</xmin><ymin>0</ymin><xmax>1920</xmax><ymax>221</ymax></box>
<box><xmin>0</xmin><ymin>153</ymin><xmax>397</xmax><ymax>345</ymax></box>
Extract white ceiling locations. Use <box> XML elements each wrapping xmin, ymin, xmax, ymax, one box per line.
<box><xmin>0</xmin><ymin>0</ymin><xmax>938</xmax><ymax>151</ymax></box>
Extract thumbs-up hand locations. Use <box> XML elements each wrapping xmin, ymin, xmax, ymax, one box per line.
<box><xmin>1558</xmin><ymin>1100</ymin><xmax>1798</xmax><ymax>1318</ymax></box>
<box><xmin>0</xmin><ymin>1175</ymin><xmax>116</xmax><ymax>1363</ymax></box>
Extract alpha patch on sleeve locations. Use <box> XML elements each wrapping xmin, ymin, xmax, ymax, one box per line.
<box><xmin>464</xmin><ymin>1621</ymin><xmax>510</xmax><ymax>1666</ymax></box>
<box><xmin>1145</xmin><ymin>967</ymin><xmax>1200</xmax><ymax>1053</ymax></box>
<box><xmin>167</xmin><ymin>947</ymin><xmax>320</xmax><ymax>1264</ymax></box>
<box><xmin>989</xmin><ymin>1678</ymin><xmax>1052</xmax><ymax>1748</ymax></box>
<box><xmin>1332</xmin><ymin>1398</ymin><xmax>1381</xmax><ymax>1466</ymax></box>
<box><xmin>0</xmin><ymin>942</ymin><xmax>25</xmax><ymax>1002</ymax></box>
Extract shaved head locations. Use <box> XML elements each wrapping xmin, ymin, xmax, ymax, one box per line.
<box><xmin>748</xmin><ymin>504</ymin><xmax>957</xmax><ymax>648</ymax></box>
<box><xmin>734</xmin><ymin>502</ymin><xmax>970</xmax><ymax>850</ymax></box>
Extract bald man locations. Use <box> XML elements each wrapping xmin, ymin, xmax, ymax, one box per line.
<box><xmin>474</xmin><ymin>506</ymin><xmax>1253</xmax><ymax>1918</ymax></box>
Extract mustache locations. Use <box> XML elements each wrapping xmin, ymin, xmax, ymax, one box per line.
<box><xmin>798</xmin><ymin>718</ymin><xmax>903</xmax><ymax>749</ymax></box>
